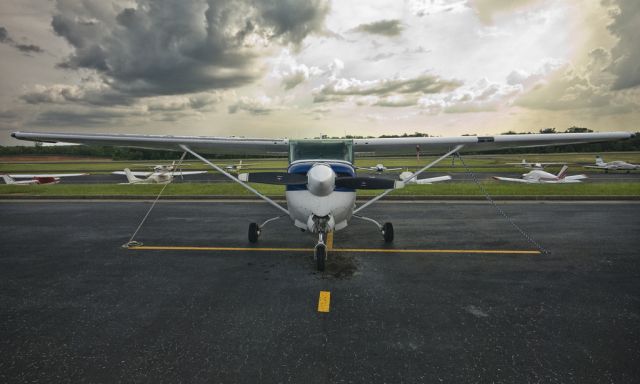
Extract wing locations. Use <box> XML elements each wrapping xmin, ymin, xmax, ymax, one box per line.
<box><xmin>352</xmin><ymin>132</ymin><xmax>633</xmax><ymax>155</ymax></box>
<box><xmin>112</xmin><ymin>171</ymin><xmax>152</xmax><ymax>176</ymax></box>
<box><xmin>385</xmin><ymin>167</ymin><xmax>403</xmax><ymax>171</ymax></box>
<box><xmin>11</xmin><ymin>131</ymin><xmax>289</xmax><ymax>156</ymax></box>
<box><xmin>414</xmin><ymin>175</ymin><xmax>452</xmax><ymax>184</ymax></box>
<box><xmin>583</xmin><ymin>165</ymin><xmax>607</xmax><ymax>169</ymax></box>
<box><xmin>8</xmin><ymin>173</ymin><xmax>88</xmax><ymax>178</ymax></box>
<box><xmin>492</xmin><ymin>176</ymin><xmax>532</xmax><ymax>183</ymax></box>
<box><xmin>170</xmin><ymin>171</ymin><xmax>208</xmax><ymax>176</ymax></box>
<box><xmin>12</xmin><ymin>131</ymin><xmax>633</xmax><ymax>156</ymax></box>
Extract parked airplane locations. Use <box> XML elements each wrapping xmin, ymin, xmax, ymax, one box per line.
<box><xmin>1</xmin><ymin>173</ymin><xmax>88</xmax><ymax>185</ymax></box>
<box><xmin>11</xmin><ymin>130</ymin><xmax>632</xmax><ymax>270</ymax></box>
<box><xmin>584</xmin><ymin>156</ymin><xmax>639</xmax><ymax>173</ymax></box>
<box><xmin>224</xmin><ymin>160</ymin><xmax>255</xmax><ymax>173</ymax></box>
<box><xmin>493</xmin><ymin>165</ymin><xmax>587</xmax><ymax>184</ymax></box>
<box><xmin>506</xmin><ymin>159</ymin><xmax>567</xmax><ymax>169</ymax></box>
<box><xmin>357</xmin><ymin>163</ymin><xmax>402</xmax><ymax>172</ymax></box>
<box><xmin>113</xmin><ymin>164</ymin><xmax>207</xmax><ymax>184</ymax></box>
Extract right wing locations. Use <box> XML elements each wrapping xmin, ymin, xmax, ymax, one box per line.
<box><xmin>9</xmin><ymin>173</ymin><xmax>89</xmax><ymax>178</ymax></box>
<box><xmin>112</xmin><ymin>171</ymin><xmax>152</xmax><ymax>176</ymax></box>
<box><xmin>583</xmin><ymin>165</ymin><xmax>607</xmax><ymax>169</ymax></box>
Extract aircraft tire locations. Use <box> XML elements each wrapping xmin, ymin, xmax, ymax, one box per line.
<box><xmin>382</xmin><ymin>222</ymin><xmax>394</xmax><ymax>243</ymax></box>
<box><xmin>315</xmin><ymin>244</ymin><xmax>326</xmax><ymax>271</ymax></box>
<box><xmin>248</xmin><ymin>223</ymin><xmax>260</xmax><ymax>243</ymax></box>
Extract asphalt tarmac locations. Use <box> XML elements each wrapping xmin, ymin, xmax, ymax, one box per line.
<box><xmin>32</xmin><ymin>170</ymin><xmax>640</xmax><ymax>184</ymax></box>
<box><xmin>1</xmin><ymin>201</ymin><xmax>639</xmax><ymax>383</ymax></box>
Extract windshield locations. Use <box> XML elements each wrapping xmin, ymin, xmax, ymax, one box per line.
<box><xmin>289</xmin><ymin>140</ymin><xmax>353</xmax><ymax>163</ymax></box>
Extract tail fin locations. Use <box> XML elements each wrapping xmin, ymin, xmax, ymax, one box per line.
<box><xmin>595</xmin><ymin>155</ymin><xmax>604</xmax><ymax>165</ymax></box>
<box><xmin>123</xmin><ymin>168</ymin><xmax>141</xmax><ymax>183</ymax></box>
<box><xmin>1</xmin><ymin>175</ymin><xmax>15</xmax><ymax>184</ymax></box>
<box><xmin>557</xmin><ymin>165</ymin><xmax>569</xmax><ymax>179</ymax></box>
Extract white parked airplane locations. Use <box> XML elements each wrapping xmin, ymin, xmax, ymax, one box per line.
<box><xmin>493</xmin><ymin>165</ymin><xmax>587</xmax><ymax>184</ymax></box>
<box><xmin>505</xmin><ymin>159</ymin><xmax>567</xmax><ymax>169</ymax></box>
<box><xmin>584</xmin><ymin>156</ymin><xmax>639</xmax><ymax>173</ymax></box>
<box><xmin>357</xmin><ymin>163</ymin><xmax>403</xmax><ymax>172</ymax></box>
<box><xmin>1</xmin><ymin>173</ymin><xmax>88</xmax><ymax>185</ymax></box>
<box><xmin>224</xmin><ymin>160</ymin><xmax>256</xmax><ymax>173</ymax></box>
<box><xmin>113</xmin><ymin>162</ymin><xmax>207</xmax><ymax>184</ymax></box>
<box><xmin>11</xmin><ymin>130</ymin><xmax>632</xmax><ymax>270</ymax></box>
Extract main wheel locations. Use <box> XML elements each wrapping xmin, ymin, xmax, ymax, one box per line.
<box><xmin>382</xmin><ymin>222</ymin><xmax>394</xmax><ymax>243</ymax></box>
<box><xmin>248</xmin><ymin>222</ymin><xmax>260</xmax><ymax>243</ymax></box>
<box><xmin>315</xmin><ymin>244</ymin><xmax>326</xmax><ymax>271</ymax></box>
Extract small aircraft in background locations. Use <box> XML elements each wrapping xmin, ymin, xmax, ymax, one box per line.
<box><xmin>1</xmin><ymin>173</ymin><xmax>88</xmax><ymax>185</ymax></box>
<box><xmin>112</xmin><ymin>161</ymin><xmax>207</xmax><ymax>184</ymax></box>
<box><xmin>493</xmin><ymin>165</ymin><xmax>587</xmax><ymax>184</ymax></box>
<box><xmin>398</xmin><ymin>171</ymin><xmax>452</xmax><ymax>184</ymax></box>
<box><xmin>357</xmin><ymin>163</ymin><xmax>403</xmax><ymax>172</ymax></box>
<box><xmin>224</xmin><ymin>160</ymin><xmax>255</xmax><ymax>173</ymax></box>
<box><xmin>505</xmin><ymin>159</ymin><xmax>567</xmax><ymax>169</ymax></box>
<box><xmin>583</xmin><ymin>156</ymin><xmax>639</xmax><ymax>173</ymax></box>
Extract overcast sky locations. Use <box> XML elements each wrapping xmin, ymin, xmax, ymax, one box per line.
<box><xmin>0</xmin><ymin>0</ymin><xmax>638</xmax><ymax>145</ymax></box>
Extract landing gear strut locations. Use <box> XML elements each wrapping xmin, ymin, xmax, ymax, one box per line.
<box><xmin>315</xmin><ymin>233</ymin><xmax>327</xmax><ymax>271</ymax></box>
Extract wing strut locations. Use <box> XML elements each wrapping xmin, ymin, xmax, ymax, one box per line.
<box><xmin>354</xmin><ymin>145</ymin><xmax>464</xmax><ymax>214</ymax></box>
<box><xmin>179</xmin><ymin>145</ymin><xmax>289</xmax><ymax>216</ymax></box>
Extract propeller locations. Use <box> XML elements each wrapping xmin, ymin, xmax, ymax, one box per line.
<box><xmin>335</xmin><ymin>176</ymin><xmax>399</xmax><ymax>189</ymax></box>
<box><xmin>238</xmin><ymin>172</ymin><xmax>307</xmax><ymax>185</ymax></box>
<box><xmin>239</xmin><ymin>172</ymin><xmax>401</xmax><ymax>190</ymax></box>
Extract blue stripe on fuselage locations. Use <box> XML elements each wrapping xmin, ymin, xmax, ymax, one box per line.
<box><xmin>286</xmin><ymin>162</ymin><xmax>356</xmax><ymax>192</ymax></box>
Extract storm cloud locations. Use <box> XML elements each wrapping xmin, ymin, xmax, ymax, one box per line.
<box><xmin>51</xmin><ymin>0</ymin><xmax>330</xmax><ymax>98</ymax></box>
<box><xmin>353</xmin><ymin>19</ymin><xmax>403</xmax><ymax>37</ymax></box>
<box><xmin>607</xmin><ymin>0</ymin><xmax>640</xmax><ymax>90</ymax></box>
<box><xmin>0</xmin><ymin>26</ymin><xmax>44</xmax><ymax>54</ymax></box>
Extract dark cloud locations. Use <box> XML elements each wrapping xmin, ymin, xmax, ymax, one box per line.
<box><xmin>0</xmin><ymin>26</ymin><xmax>44</xmax><ymax>54</ymax></box>
<box><xmin>313</xmin><ymin>74</ymin><xmax>462</xmax><ymax>102</ymax></box>
<box><xmin>353</xmin><ymin>19</ymin><xmax>403</xmax><ymax>37</ymax></box>
<box><xmin>228</xmin><ymin>96</ymin><xmax>277</xmax><ymax>115</ymax></box>
<box><xmin>51</xmin><ymin>0</ymin><xmax>330</xmax><ymax>99</ymax></box>
<box><xmin>607</xmin><ymin>0</ymin><xmax>640</xmax><ymax>90</ymax></box>
<box><xmin>30</xmin><ymin>108</ymin><xmax>137</xmax><ymax>127</ymax></box>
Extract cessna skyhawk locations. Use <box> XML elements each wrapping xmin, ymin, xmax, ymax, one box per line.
<box><xmin>1</xmin><ymin>173</ymin><xmax>88</xmax><ymax>185</ymax></box>
<box><xmin>357</xmin><ymin>163</ymin><xmax>403</xmax><ymax>172</ymax></box>
<box><xmin>112</xmin><ymin>161</ymin><xmax>207</xmax><ymax>184</ymax></box>
<box><xmin>506</xmin><ymin>159</ymin><xmax>567</xmax><ymax>170</ymax></box>
<box><xmin>584</xmin><ymin>155</ymin><xmax>639</xmax><ymax>173</ymax></box>
<box><xmin>493</xmin><ymin>165</ymin><xmax>587</xmax><ymax>184</ymax></box>
<box><xmin>11</xmin><ymin>130</ymin><xmax>632</xmax><ymax>270</ymax></box>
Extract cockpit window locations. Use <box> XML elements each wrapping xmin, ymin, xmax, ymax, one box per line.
<box><xmin>289</xmin><ymin>140</ymin><xmax>354</xmax><ymax>163</ymax></box>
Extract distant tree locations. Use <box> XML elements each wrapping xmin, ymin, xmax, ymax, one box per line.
<box><xmin>539</xmin><ymin>128</ymin><xmax>556</xmax><ymax>134</ymax></box>
<box><xmin>565</xmin><ymin>126</ymin><xmax>593</xmax><ymax>133</ymax></box>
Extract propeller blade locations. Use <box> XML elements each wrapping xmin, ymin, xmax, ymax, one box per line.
<box><xmin>335</xmin><ymin>176</ymin><xmax>402</xmax><ymax>190</ymax></box>
<box><xmin>238</xmin><ymin>172</ymin><xmax>307</xmax><ymax>185</ymax></box>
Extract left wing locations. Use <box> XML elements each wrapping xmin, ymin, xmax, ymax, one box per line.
<box><xmin>492</xmin><ymin>176</ymin><xmax>532</xmax><ymax>183</ymax></box>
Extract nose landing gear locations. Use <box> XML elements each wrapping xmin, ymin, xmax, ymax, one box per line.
<box><xmin>315</xmin><ymin>232</ymin><xmax>327</xmax><ymax>272</ymax></box>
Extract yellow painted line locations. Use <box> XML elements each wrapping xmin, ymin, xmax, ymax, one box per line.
<box><xmin>127</xmin><ymin>245</ymin><xmax>540</xmax><ymax>255</ymax></box>
<box><xmin>326</xmin><ymin>232</ymin><xmax>334</xmax><ymax>250</ymax></box>
<box><xmin>317</xmin><ymin>291</ymin><xmax>331</xmax><ymax>313</ymax></box>
<box><xmin>333</xmin><ymin>248</ymin><xmax>541</xmax><ymax>255</ymax></box>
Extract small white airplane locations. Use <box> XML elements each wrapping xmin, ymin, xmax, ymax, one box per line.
<box><xmin>357</xmin><ymin>163</ymin><xmax>403</xmax><ymax>172</ymax></box>
<box><xmin>1</xmin><ymin>173</ymin><xmax>88</xmax><ymax>185</ymax></box>
<box><xmin>584</xmin><ymin>155</ymin><xmax>639</xmax><ymax>173</ymax></box>
<box><xmin>113</xmin><ymin>161</ymin><xmax>207</xmax><ymax>184</ymax></box>
<box><xmin>224</xmin><ymin>160</ymin><xmax>255</xmax><ymax>173</ymax></box>
<box><xmin>398</xmin><ymin>171</ymin><xmax>452</xmax><ymax>184</ymax></box>
<box><xmin>493</xmin><ymin>165</ymin><xmax>587</xmax><ymax>184</ymax></box>
<box><xmin>11</xmin><ymin>130</ymin><xmax>632</xmax><ymax>270</ymax></box>
<box><xmin>506</xmin><ymin>159</ymin><xmax>567</xmax><ymax>169</ymax></box>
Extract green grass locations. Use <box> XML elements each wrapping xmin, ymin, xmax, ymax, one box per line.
<box><xmin>1</xmin><ymin>182</ymin><xmax>638</xmax><ymax>197</ymax></box>
<box><xmin>2</xmin><ymin>152</ymin><xmax>639</xmax><ymax>173</ymax></box>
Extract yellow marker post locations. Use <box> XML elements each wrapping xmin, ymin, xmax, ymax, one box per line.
<box><xmin>317</xmin><ymin>291</ymin><xmax>331</xmax><ymax>313</ymax></box>
<box><xmin>326</xmin><ymin>232</ymin><xmax>334</xmax><ymax>250</ymax></box>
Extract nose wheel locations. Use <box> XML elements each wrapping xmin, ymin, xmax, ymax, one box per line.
<box><xmin>382</xmin><ymin>222</ymin><xmax>394</xmax><ymax>243</ymax></box>
<box><xmin>314</xmin><ymin>232</ymin><xmax>327</xmax><ymax>271</ymax></box>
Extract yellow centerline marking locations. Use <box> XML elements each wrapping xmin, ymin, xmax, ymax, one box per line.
<box><xmin>317</xmin><ymin>291</ymin><xmax>331</xmax><ymax>313</ymax></box>
<box><xmin>128</xmin><ymin>245</ymin><xmax>540</xmax><ymax>255</ymax></box>
<box><xmin>326</xmin><ymin>232</ymin><xmax>334</xmax><ymax>250</ymax></box>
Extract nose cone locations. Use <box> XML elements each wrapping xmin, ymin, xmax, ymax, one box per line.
<box><xmin>307</xmin><ymin>164</ymin><xmax>335</xmax><ymax>196</ymax></box>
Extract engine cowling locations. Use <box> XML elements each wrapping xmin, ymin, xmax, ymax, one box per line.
<box><xmin>307</xmin><ymin>163</ymin><xmax>335</xmax><ymax>197</ymax></box>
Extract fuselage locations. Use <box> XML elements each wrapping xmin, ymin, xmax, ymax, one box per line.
<box><xmin>285</xmin><ymin>160</ymin><xmax>356</xmax><ymax>233</ymax></box>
